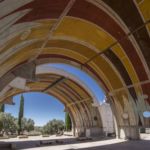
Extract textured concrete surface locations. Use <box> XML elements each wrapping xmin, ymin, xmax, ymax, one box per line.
<box><xmin>0</xmin><ymin>135</ymin><xmax>150</xmax><ymax>150</ymax></box>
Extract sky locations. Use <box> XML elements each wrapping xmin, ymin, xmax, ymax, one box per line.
<box><xmin>5</xmin><ymin>93</ymin><xmax>65</xmax><ymax>126</ymax></box>
<box><xmin>48</xmin><ymin>63</ymin><xmax>105</xmax><ymax>101</ymax></box>
<box><xmin>143</xmin><ymin>111</ymin><xmax>150</xmax><ymax>118</ymax></box>
<box><xmin>5</xmin><ymin>64</ymin><xmax>105</xmax><ymax>126</ymax></box>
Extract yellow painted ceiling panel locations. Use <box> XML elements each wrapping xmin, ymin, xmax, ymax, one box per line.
<box><xmin>146</xmin><ymin>24</ymin><xmax>150</xmax><ymax>33</ymax></box>
<box><xmin>89</xmin><ymin>56</ymin><xmax>123</xmax><ymax>90</ymax></box>
<box><xmin>138</xmin><ymin>0</ymin><xmax>150</xmax><ymax>21</ymax></box>
<box><xmin>0</xmin><ymin>47</ymin><xmax>87</xmax><ymax>78</ymax></box>
<box><xmin>122</xmin><ymin>58</ymin><xmax>139</xmax><ymax>83</ymax></box>
<box><xmin>0</xmin><ymin>41</ymin><xmax>45</xmax><ymax>77</ymax></box>
<box><xmin>0</xmin><ymin>20</ymin><xmax>55</xmax><ymax>54</ymax></box>
<box><xmin>122</xmin><ymin>57</ymin><xmax>142</xmax><ymax>94</ymax></box>
<box><xmin>63</xmin><ymin>80</ymin><xmax>89</xmax><ymax>98</ymax></box>
<box><xmin>43</xmin><ymin>48</ymin><xmax>88</xmax><ymax>63</ymax></box>
<box><xmin>111</xmin><ymin>44</ymin><xmax>126</xmax><ymax>59</ymax></box>
<box><xmin>112</xmin><ymin>44</ymin><xmax>126</xmax><ymax>59</ymax></box>
<box><xmin>54</xmin><ymin>17</ymin><xmax>116</xmax><ymax>51</ymax></box>
<box><xmin>46</xmin><ymin>40</ymin><xmax>96</xmax><ymax>58</ymax></box>
<box><xmin>89</xmin><ymin>62</ymin><xmax>113</xmax><ymax>91</ymax></box>
<box><xmin>0</xmin><ymin>35</ymin><xmax>21</xmax><ymax>55</ymax></box>
<box><xmin>112</xmin><ymin>44</ymin><xmax>142</xmax><ymax>94</ymax></box>
<box><xmin>112</xmin><ymin>44</ymin><xmax>139</xmax><ymax>84</ymax></box>
<box><xmin>27</xmin><ymin>20</ymin><xmax>55</xmax><ymax>39</ymax></box>
<box><xmin>136</xmin><ymin>0</ymin><xmax>143</xmax><ymax>4</ymax></box>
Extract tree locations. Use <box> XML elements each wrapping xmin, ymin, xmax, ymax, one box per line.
<box><xmin>34</xmin><ymin>126</ymin><xmax>42</xmax><ymax>133</ymax></box>
<box><xmin>0</xmin><ymin>104</ymin><xmax>5</xmax><ymax>112</ymax></box>
<box><xmin>26</xmin><ymin>118</ymin><xmax>34</xmax><ymax>132</ymax></box>
<box><xmin>18</xmin><ymin>94</ymin><xmax>24</xmax><ymax>134</ymax></box>
<box><xmin>21</xmin><ymin>118</ymin><xmax>27</xmax><ymax>132</ymax></box>
<box><xmin>42</xmin><ymin>119</ymin><xmax>64</xmax><ymax>135</ymax></box>
<box><xmin>18</xmin><ymin>118</ymin><xmax>35</xmax><ymax>133</ymax></box>
<box><xmin>0</xmin><ymin>113</ymin><xmax>4</xmax><ymax>134</ymax></box>
<box><xmin>0</xmin><ymin>113</ymin><xmax>18</xmax><ymax>135</ymax></box>
<box><xmin>65</xmin><ymin>112</ymin><xmax>72</xmax><ymax>131</ymax></box>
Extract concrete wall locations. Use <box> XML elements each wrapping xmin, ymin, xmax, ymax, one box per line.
<box><xmin>99</xmin><ymin>103</ymin><xmax>115</xmax><ymax>134</ymax></box>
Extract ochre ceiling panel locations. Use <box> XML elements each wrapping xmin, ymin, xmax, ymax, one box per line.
<box><xmin>112</xmin><ymin>44</ymin><xmax>142</xmax><ymax>94</ymax></box>
<box><xmin>43</xmin><ymin>48</ymin><xmax>88</xmax><ymax>63</ymax></box>
<box><xmin>0</xmin><ymin>20</ymin><xmax>55</xmax><ymax>54</ymax></box>
<box><xmin>138</xmin><ymin>0</ymin><xmax>150</xmax><ymax>21</ymax></box>
<box><xmin>46</xmin><ymin>40</ymin><xmax>97</xmax><ymax>58</ymax></box>
<box><xmin>68</xmin><ymin>0</ymin><xmax>148</xmax><ymax>81</ymax></box>
<box><xmin>88</xmin><ymin>56</ymin><xmax>124</xmax><ymax>90</ymax></box>
<box><xmin>54</xmin><ymin>17</ymin><xmax>115</xmax><ymax>51</ymax></box>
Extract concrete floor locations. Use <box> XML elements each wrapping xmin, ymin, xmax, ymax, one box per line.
<box><xmin>0</xmin><ymin>134</ymin><xmax>150</xmax><ymax>150</ymax></box>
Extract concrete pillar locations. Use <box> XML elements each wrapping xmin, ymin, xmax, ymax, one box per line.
<box><xmin>72</xmin><ymin>124</ymin><xmax>76</xmax><ymax>136</ymax></box>
<box><xmin>85</xmin><ymin>127</ymin><xmax>103</xmax><ymax>137</ymax></box>
<box><xmin>74</xmin><ymin>127</ymin><xmax>86</xmax><ymax>137</ymax></box>
<box><xmin>75</xmin><ymin>127</ymin><xmax>103</xmax><ymax>137</ymax></box>
<box><xmin>119</xmin><ymin>126</ymin><xmax>140</xmax><ymax>140</ymax></box>
<box><xmin>113</xmin><ymin>116</ymin><xmax>119</xmax><ymax>139</ymax></box>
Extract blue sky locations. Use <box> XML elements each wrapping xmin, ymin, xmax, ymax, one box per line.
<box><xmin>5</xmin><ymin>93</ymin><xmax>65</xmax><ymax>126</ymax></box>
<box><xmin>5</xmin><ymin>64</ymin><xmax>105</xmax><ymax>126</ymax></box>
<box><xmin>143</xmin><ymin>111</ymin><xmax>150</xmax><ymax>118</ymax></box>
<box><xmin>48</xmin><ymin>63</ymin><xmax>105</xmax><ymax>101</ymax></box>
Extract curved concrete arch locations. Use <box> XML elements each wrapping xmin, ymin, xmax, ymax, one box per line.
<box><xmin>0</xmin><ymin>71</ymin><xmax>103</xmax><ymax>137</ymax></box>
<box><xmin>4</xmin><ymin>90</ymin><xmax>78</xmax><ymax>134</ymax></box>
<box><xmin>0</xmin><ymin>0</ymin><xmax>150</xmax><ymax>140</ymax></box>
<box><xmin>36</xmin><ymin>65</ymin><xmax>105</xmax><ymax>133</ymax></box>
<box><xmin>36</xmin><ymin>65</ymin><xmax>100</xmax><ymax>105</ymax></box>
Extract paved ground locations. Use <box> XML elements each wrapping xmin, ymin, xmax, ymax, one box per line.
<box><xmin>0</xmin><ymin>134</ymin><xmax>150</xmax><ymax>150</ymax></box>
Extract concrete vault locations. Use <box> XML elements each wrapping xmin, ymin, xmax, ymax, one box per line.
<box><xmin>0</xmin><ymin>0</ymin><xmax>150</xmax><ymax>139</ymax></box>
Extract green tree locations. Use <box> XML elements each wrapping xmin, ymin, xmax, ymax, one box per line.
<box><xmin>17</xmin><ymin>118</ymin><xmax>35</xmax><ymax>133</ymax></box>
<box><xmin>0</xmin><ymin>104</ymin><xmax>5</xmax><ymax>112</ymax></box>
<box><xmin>34</xmin><ymin>126</ymin><xmax>43</xmax><ymax>133</ymax></box>
<box><xmin>65</xmin><ymin>112</ymin><xmax>72</xmax><ymax>131</ymax></box>
<box><xmin>42</xmin><ymin>119</ymin><xmax>64</xmax><ymax>135</ymax></box>
<box><xmin>23</xmin><ymin>118</ymin><xmax>34</xmax><ymax>132</ymax></box>
<box><xmin>18</xmin><ymin>94</ymin><xmax>24</xmax><ymax>134</ymax></box>
<box><xmin>21</xmin><ymin>118</ymin><xmax>27</xmax><ymax>132</ymax></box>
<box><xmin>25</xmin><ymin>118</ymin><xmax>35</xmax><ymax>132</ymax></box>
<box><xmin>0</xmin><ymin>113</ymin><xmax>18</xmax><ymax>135</ymax></box>
<box><xmin>0</xmin><ymin>113</ymin><xmax>4</xmax><ymax>134</ymax></box>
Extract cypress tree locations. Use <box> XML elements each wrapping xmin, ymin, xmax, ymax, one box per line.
<box><xmin>18</xmin><ymin>94</ymin><xmax>24</xmax><ymax>134</ymax></box>
<box><xmin>0</xmin><ymin>104</ymin><xmax>5</xmax><ymax>112</ymax></box>
<box><xmin>65</xmin><ymin>112</ymin><xmax>72</xmax><ymax>131</ymax></box>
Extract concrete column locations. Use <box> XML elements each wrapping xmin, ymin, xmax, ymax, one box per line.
<box><xmin>72</xmin><ymin>124</ymin><xmax>76</xmax><ymax>136</ymax></box>
<box><xmin>113</xmin><ymin>116</ymin><xmax>119</xmax><ymax>139</ymax></box>
<box><xmin>119</xmin><ymin>126</ymin><xmax>140</xmax><ymax>140</ymax></box>
<box><xmin>75</xmin><ymin>127</ymin><xmax>103</xmax><ymax>137</ymax></box>
<box><xmin>85</xmin><ymin>127</ymin><xmax>103</xmax><ymax>137</ymax></box>
<box><xmin>75</xmin><ymin>127</ymin><xmax>86</xmax><ymax>137</ymax></box>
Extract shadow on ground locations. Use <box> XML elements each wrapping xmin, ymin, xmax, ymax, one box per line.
<box><xmin>0</xmin><ymin>137</ymin><xmax>114</xmax><ymax>149</ymax></box>
<box><xmin>67</xmin><ymin>140</ymin><xmax>150</xmax><ymax>150</ymax></box>
<box><xmin>0</xmin><ymin>136</ymin><xmax>150</xmax><ymax>150</ymax></box>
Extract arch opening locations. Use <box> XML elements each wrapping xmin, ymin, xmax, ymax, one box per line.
<box><xmin>1</xmin><ymin>63</ymin><xmax>116</xmax><ymax>138</ymax></box>
<box><xmin>0</xmin><ymin>0</ymin><xmax>150</xmax><ymax>141</ymax></box>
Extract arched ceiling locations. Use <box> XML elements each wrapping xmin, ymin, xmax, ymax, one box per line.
<box><xmin>0</xmin><ymin>0</ymin><xmax>150</xmax><ymax>109</ymax></box>
<box><xmin>0</xmin><ymin>65</ymin><xmax>102</xmax><ymax>129</ymax></box>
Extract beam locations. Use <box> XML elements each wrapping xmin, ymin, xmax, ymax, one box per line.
<box><xmin>29</xmin><ymin>0</ymin><xmax>76</xmax><ymax>62</ymax></box>
<box><xmin>109</xmin><ymin>79</ymin><xmax>150</xmax><ymax>96</ymax></box>
<box><xmin>12</xmin><ymin>62</ymin><xmax>36</xmax><ymax>81</ymax></box>
<box><xmin>83</xmin><ymin>20</ymin><xmax>150</xmax><ymax>66</ymax></box>
<box><xmin>0</xmin><ymin>97</ymin><xmax>14</xmax><ymax>105</ymax></box>
<box><xmin>66</xmin><ymin>97</ymin><xmax>91</xmax><ymax>107</ymax></box>
<box><xmin>42</xmin><ymin>77</ymin><xmax>66</xmax><ymax>93</ymax></box>
<box><xmin>0</xmin><ymin>73</ymin><xmax>15</xmax><ymax>92</ymax></box>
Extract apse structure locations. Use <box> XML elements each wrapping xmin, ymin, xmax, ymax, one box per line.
<box><xmin>0</xmin><ymin>0</ymin><xmax>150</xmax><ymax>139</ymax></box>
